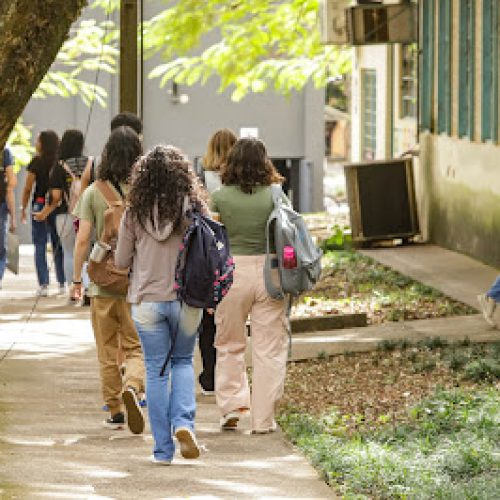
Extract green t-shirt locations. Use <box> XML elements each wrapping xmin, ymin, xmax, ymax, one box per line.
<box><xmin>73</xmin><ymin>181</ymin><xmax>127</xmax><ymax>298</ymax></box>
<box><xmin>211</xmin><ymin>185</ymin><xmax>274</xmax><ymax>255</ymax></box>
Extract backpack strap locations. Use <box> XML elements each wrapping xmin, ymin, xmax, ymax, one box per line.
<box><xmin>94</xmin><ymin>180</ymin><xmax>123</xmax><ymax>208</ymax></box>
<box><xmin>270</xmin><ymin>183</ymin><xmax>283</xmax><ymax>206</ymax></box>
<box><xmin>264</xmin><ymin>183</ymin><xmax>286</xmax><ymax>300</ymax></box>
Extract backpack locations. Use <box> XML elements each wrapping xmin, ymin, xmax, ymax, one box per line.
<box><xmin>61</xmin><ymin>156</ymin><xmax>93</xmax><ymax>213</ymax></box>
<box><xmin>264</xmin><ymin>184</ymin><xmax>323</xmax><ymax>300</ymax></box>
<box><xmin>174</xmin><ymin>208</ymin><xmax>234</xmax><ymax>309</ymax></box>
<box><xmin>87</xmin><ymin>180</ymin><xmax>129</xmax><ymax>295</ymax></box>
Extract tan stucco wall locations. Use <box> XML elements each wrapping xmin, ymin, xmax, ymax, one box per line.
<box><xmin>420</xmin><ymin>134</ymin><xmax>500</xmax><ymax>266</ymax></box>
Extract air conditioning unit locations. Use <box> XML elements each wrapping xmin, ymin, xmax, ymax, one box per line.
<box><xmin>320</xmin><ymin>0</ymin><xmax>350</xmax><ymax>44</ymax></box>
<box><xmin>347</xmin><ymin>3</ymin><xmax>418</xmax><ymax>45</ymax></box>
<box><xmin>344</xmin><ymin>158</ymin><xmax>419</xmax><ymax>242</ymax></box>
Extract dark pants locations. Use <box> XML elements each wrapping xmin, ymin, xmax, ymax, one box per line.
<box><xmin>31</xmin><ymin>208</ymin><xmax>65</xmax><ymax>286</ymax></box>
<box><xmin>198</xmin><ymin>311</ymin><xmax>216</xmax><ymax>391</ymax></box>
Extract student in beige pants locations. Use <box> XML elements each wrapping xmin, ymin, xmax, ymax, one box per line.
<box><xmin>211</xmin><ymin>137</ymin><xmax>288</xmax><ymax>434</ymax></box>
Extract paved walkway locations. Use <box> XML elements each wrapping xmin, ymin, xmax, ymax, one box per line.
<box><xmin>1</xmin><ymin>245</ymin><xmax>499</xmax><ymax>498</ymax></box>
<box><xmin>361</xmin><ymin>243</ymin><xmax>499</xmax><ymax>308</ymax></box>
<box><xmin>0</xmin><ymin>250</ymin><xmax>334</xmax><ymax>499</ymax></box>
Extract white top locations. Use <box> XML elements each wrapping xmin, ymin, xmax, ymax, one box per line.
<box><xmin>204</xmin><ymin>170</ymin><xmax>222</xmax><ymax>194</ymax></box>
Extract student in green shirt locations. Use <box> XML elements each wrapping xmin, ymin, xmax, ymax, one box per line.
<box><xmin>212</xmin><ymin>138</ymin><xmax>289</xmax><ymax>434</ymax></box>
<box><xmin>72</xmin><ymin>127</ymin><xmax>145</xmax><ymax>434</ymax></box>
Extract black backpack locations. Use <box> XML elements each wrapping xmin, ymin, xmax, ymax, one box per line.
<box><xmin>174</xmin><ymin>209</ymin><xmax>234</xmax><ymax>309</ymax></box>
<box><xmin>160</xmin><ymin>208</ymin><xmax>234</xmax><ymax>376</ymax></box>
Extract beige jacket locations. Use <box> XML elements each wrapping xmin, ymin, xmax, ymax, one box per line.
<box><xmin>115</xmin><ymin>207</ymin><xmax>184</xmax><ymax>304</ymax></box>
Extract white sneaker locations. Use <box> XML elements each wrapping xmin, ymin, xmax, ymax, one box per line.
<box><xmin>57</xmin><ymin>284</ymin><xmax>66</xmax><ymax>295</ymax></box>
<box><xmin>174</xmin><ymin>427</ymin><xmax>200</xmax><ymax>459</ymax></box>
<box><xmin>477</xmin><ymin>294</ymin><xmax>497</xmax><ymax>327</ymax></box>
<box><xmin>220</xmin><ymin>411</ymin><xmax>240</xmax><ymax>430</ymax></box>
<box><xmin>150</xmin><ymin>455</ymin><xmax>171</xmax><ymax>466</ymax></box>
<box><xmin>251</xmin><ymin>420</ymin><xmax>278</xmax><ymax>435</ymax></box>
<box><xmin>36</xmin><ymin>285</ymin><xmax>48</xmax><ymax>297</ymax></box>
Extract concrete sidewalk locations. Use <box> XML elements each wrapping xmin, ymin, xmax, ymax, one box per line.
<box><xmin>360</xmin><ymin>243</ymin><xmax>499</xmax><ymax>309</ymax></box>
<box><xmin>0</xmin><ymin>251</ymin><xmax>334</xmax><ymax>499</ymax></box>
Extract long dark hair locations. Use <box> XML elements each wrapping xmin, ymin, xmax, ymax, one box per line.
<box><xmin>38</xmin><ymin>130</ymin><xmax>59</xmax><ymax>168</ymax></box>
<box><xmin>221</xmin><ymin>138</ymin><xmax>283</xmax><ymax>194</ymax></box>
<box><xmin>59</xmin><ymin>129</ymin><xmax>84</xmax><ymax>160</ymax></box>
<box><xmin>97</xmin><ymin>126</ymin><xmax>142</xmax><ymax>185</ymax></box>
<box><xmin>128</xmin><ymin>145</ymin><xmax>207</xmax><ymax>232</ymax></box>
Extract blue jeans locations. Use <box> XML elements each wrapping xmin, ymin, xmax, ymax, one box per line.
<box><xmin>132</xmin><ymin>301</ymin><xmax>201</xmax><ymax>461</ymax></box>
<box><xmin>487</xmin><ymin>276</ymin><xmax>500</xmax><ymax>303</ymax></box>
<box><xmin>0</xmin><ymin>202</ymin><xmax>8</xmax><ymax>281</ymax></box>
<box><xmin>31</xmin><ymin>206</ymin><xmax>65</xmax><ymax>286</ymax></box>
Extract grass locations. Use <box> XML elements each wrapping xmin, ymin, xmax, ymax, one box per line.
<box><xmin>279</xmin><ymin>341</ymin><xmax>500</xmax><ymax>498</ymax></box>
<box><xmin>279</xmin><ymin>388</ymin><xmax>500</xmax><ymax>499</ymax></box>
<box><xmin>294</xmin><ymin>251</ymin><xmax>476</xmax><ymax>324</ymax></box>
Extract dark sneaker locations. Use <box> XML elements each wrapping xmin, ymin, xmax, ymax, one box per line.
<box><xmin>104</xmin><ymin>412</ymin><xmax>125</xmax><ymax>429</ymax></box>
<box><xmin>174</xmin><ymin>427</ymin><xmax>200</xmax><ymax>459</ymax></box>
<box><xmin>123</xmin><ymin>386</ymin><xmax>145</xmax><ymax>435</ymax></box>
<box><xmin>220</xmin><ymin>411</ymin><xmax>239</xmax><ymax>430</ymax></box>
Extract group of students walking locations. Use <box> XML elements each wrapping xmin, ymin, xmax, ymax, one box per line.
<box><xmin>1</xmin><ymin>113</ymin><xmax>290</xmax><ymax>464</ymax></box>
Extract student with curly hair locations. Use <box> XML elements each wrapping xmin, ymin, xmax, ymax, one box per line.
<box><xmin>72</xmin><ymin>126</ymin><xmax>145</xmax><ymax>434</ymax></box>
<box><xmin>211</xmin><ymin>137</ymin><xmax>288</xmax><ymax>434</ymax></box>
<box><xmin>115</xmin><ymin>145</ymin><xmax>207</xmax><ymax>465</ymax></box>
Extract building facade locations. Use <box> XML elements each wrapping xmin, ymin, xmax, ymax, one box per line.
<box><xmin>352</xmin><ymin>0</ymin><xmax>500</xmax><ymax>267</ymax></box>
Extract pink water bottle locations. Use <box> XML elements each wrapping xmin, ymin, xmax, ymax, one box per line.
<box><xmin>283</xmin><ymin>245</ymin><xmax>297</xmax><ymax>269</ymax></box>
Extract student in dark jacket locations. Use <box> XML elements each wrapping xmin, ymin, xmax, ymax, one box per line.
<box><xmin>21</xmin><ymin>131</ymin><xmax>65</xmax><ymax>296</ymax></box>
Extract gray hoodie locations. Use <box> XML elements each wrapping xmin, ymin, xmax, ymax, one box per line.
<box><xmin>115</xmin><ymin>207</ymin><xmax>184</xmax><ymax>304</ymax></box>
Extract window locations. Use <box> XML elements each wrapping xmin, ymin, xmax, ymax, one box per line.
<box><xmin>362</xmin><ymin>69</ymin><xmax>377</xmax><ymax>160</ymax></box>
<box><xmin>482</xmin><ymin>0</ymin><xmax>498</xmax><ymax>142</ymax></box>
<box><xmin>437</xmin><ymin>0</ymin><xmax>452</xmax><ymax>135</ymax></box>
<box><xmin>420</xmin><ymin>0</ymin><xmax>435</xmax><ymax>131</ymax></box>
<box><xmin>401</xmin><ymin>44</ymin><xmax>418</xmax><ymax>119</ymax></box>
<box><xmin>459</xmin><ymin>0</ymin><xmax>475</xmax><ymax>138</ymax></box>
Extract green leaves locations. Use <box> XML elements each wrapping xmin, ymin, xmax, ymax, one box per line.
<box><xmin>35</xmin><ymin>18</ymin><xmax>118</xmax><ymax>106</ymax></box>
<box><xmin>145</xmin><ymin>0</ymin><xmax>352</xmax><ymax>100</ymax></box>
<box><xmin>9</xmin><ymin>13</ymin><xmax>117</xmax><ymax>166</ymax></box>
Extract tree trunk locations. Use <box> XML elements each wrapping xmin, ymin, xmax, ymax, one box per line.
<box><xmin>0</xmin><ymin>0</ymin><xmax>88</xmax><ymax>150</ymax></box>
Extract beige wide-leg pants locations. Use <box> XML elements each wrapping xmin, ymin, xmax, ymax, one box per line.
<box><xmin>215</xmin><ymin>255</ymin><xmax>288</xmax><ymax>431</ymax></box>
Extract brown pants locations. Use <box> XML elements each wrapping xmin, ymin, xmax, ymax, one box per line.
<box><xmin>91</xmin><ymin>297</ymin><xmax>145</xmax><ymax>415</ymax></box>
<box><xmin>215</xmin><ymin>255</ymin><xmax>288</xmax><ymax>431</ymax></box>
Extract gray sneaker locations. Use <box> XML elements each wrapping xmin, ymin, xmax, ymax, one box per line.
<box><xmin>477</xmin><ymin>294</ymin><xmax>497</xmax><ymax>327</ymax></box>
<box><xmin>36</xmin><ymin>285</ymin><xmax>48</xmax><ymax>297</ymax></box>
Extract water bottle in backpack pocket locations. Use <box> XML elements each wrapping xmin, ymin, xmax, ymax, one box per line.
<box><xmin>264</xmin><ymin>184</ymin><xmax>322</xmax><ymax>299</ymax></box>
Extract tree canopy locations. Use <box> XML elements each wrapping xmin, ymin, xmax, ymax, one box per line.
<box><xmin>97</xmin><ymin>0</ymin><xmax>351</xmax><ymax>101</ymax></box>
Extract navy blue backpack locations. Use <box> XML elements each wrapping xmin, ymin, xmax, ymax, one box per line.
<box><xmin>161</xmin><ymin>209</ymin><xmax>234</xmax><ymax>376</ymax></box>
<box><xmin>174</xmin><ymin>209</ymin><xmax>234</xmax><ymax>309</ymax></box>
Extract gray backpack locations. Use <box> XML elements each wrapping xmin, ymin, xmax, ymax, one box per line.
<box><xmin>264</xmin><ymin>184</ymin><xmax>323</xmax><ymax>299</ymax></box>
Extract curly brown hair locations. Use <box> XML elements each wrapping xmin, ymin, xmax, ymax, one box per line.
<box><xmin>220</xmin><ymin>138</ymin><xmax>283</xmax><ymax>194</ymax></box>
<box><xmin>127</xmin><ymin>145</ymin><xmax>207</xmax><ymax>232</ymax></box>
